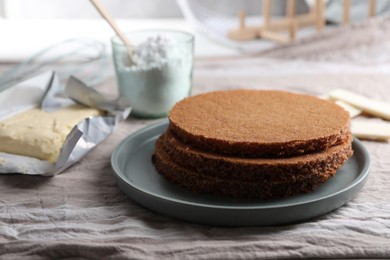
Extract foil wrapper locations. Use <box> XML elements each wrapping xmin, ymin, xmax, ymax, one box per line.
<box><xmin>0</xmin><ymin>71</ymin><xmax>131</xmax><ymax>176</ymax></box>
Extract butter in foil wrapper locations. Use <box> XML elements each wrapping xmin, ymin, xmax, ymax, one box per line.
<box><xmin>0</xmin><ymin>71</ymin><xmax>131</xmax><ymax>176</ymax></box>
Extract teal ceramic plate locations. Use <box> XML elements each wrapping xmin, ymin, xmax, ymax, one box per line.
<box><xmin>111</xmin><ymin>120</ymin><xmax>371</xmax><ymax>226</ymax></box>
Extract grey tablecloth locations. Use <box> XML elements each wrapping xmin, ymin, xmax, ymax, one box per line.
<box><xmin>1</xmin><ymin>18</ymin><xmax>390</xmax><ymax>259</ymax></box>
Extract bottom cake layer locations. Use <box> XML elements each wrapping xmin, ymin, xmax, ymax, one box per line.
<box><xmin>152</xmin><ymin>144</ymin><xmax>338</xmax><ymax>200</ymax></box>
<box><xmin>159</xmin><ymin>130</ymin><xmax>353</xmax><ymax>183</ymax></box>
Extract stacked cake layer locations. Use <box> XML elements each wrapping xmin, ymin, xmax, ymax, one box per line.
<box><xmin>152</xmin><ymin>90</ymin><xmax>353</xmax><ymax>199</ymax></box>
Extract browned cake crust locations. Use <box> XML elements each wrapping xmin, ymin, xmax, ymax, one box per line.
<box><xmin>157</xmin><ymin>130</ymin><xmax>353</xmax><ymax>183</ymax></box>
<box><xmin>152</xmin><ymin>145</ymin><xmax>338</xmax><ymax>199</ymax></box>
<box><xmin>169</xmin><ymin>90</ymin><xmax>351</xmax><ymax>157</ymax></box>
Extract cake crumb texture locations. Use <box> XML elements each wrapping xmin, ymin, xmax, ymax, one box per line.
<box><xmin>169</xmin><ymin>90</ymin><xmax>350</xmax><ymax>157</ymax></box>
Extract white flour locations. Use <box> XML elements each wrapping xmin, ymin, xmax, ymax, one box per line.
<box><xmin>114</xmin><ymin>33</ymin><xmax>193</xmax><ymax>118</ymax></box>
<box><xmin>130</xmin><ymin>35</ymin><xmax>179</xmax><ymax>70</ymax></box>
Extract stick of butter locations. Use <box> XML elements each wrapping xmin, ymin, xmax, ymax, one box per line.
<box><xmin>329</xmin><ymin>89</ymin><xmax>390</xmax><ymax>120</ymax></box>
<box><xmin>352</xmin><ymin>121</ymin><xmax>390</xmax><ymax>141</ymax></box>
<box><xmin>0</xmin><ymin>105</ymin><xmax>102</xmax><ymax>163</ymax></box>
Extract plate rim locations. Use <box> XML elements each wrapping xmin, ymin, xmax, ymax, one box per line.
<box><xmin>111</xmin><ymin>120</ymin><xmax>371</xmax><ymax>211</ymax></box>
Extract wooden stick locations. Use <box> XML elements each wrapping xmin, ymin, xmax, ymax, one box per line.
<box><xmin>287</xmin><ymin>0</ymin><xmax>296</xmax><ymax>19</ymax></box>
<box><xmin>89</xmin><ymin>0</ymin><xmax>136</xmax><ymax>64</ymax></box>
<box><xmin>239</xmin><ymin>10</ymin><xmax>246</xmax><ymax>30</ymax></box>
<box><xmin>343</xmin><ymin>0</ymin><xmax>351</xmax><ymax>25</ymax></box>
<box><xmin>261</xmin><ymin>13</ymin><xmax>315</xmax><ymax>31</ymax></box>
<box><xmin>262</xmin><ymin>0</ymin><xmax>271</xmax><ymax>26</ymax></box>
<box><xmin>289</xmin><ymin>20</ymin><xmax>298</xmax><ymax>41</ymax></box>
<box><xmin>228</xmin><ymin>28</ymin><xmax>258</xmax><ymax>41</ymax></box>
<box><xmin>228</xmin><ymin>11</ymin><xmax>258</xmax><ymax>41</ymax></box>
<box><xmin>229</xmin><ymin>12</ymin><xmax>316</xmax><ymax>41</ymax></box>
<box><xmin>315</xmin><ymin>0</ymin><xmax>325</xmax><ymax>32</ymax></box>
<box><xmin>287</xmin><ymin>0</ymin><xmax>297</xmax><ymax>41</ymax></box>
<box><xmin>369</xmin><ymin>0</ymin><xmax>376</xmax><ymax>17</ymax></box>
<box><xmin>261</xmin><ymin>30</ymin><xmax>290</xmax><ymax>44</ymax></box>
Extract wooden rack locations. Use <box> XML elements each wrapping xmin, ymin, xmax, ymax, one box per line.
<box><xmin>228</xmin><ymin>0</ymin><xmax>376</xmax><ymax>44</ymax></box>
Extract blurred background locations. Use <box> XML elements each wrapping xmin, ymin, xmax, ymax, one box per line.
<box><xmin>0</xmin><ymin>0</ymin><xmax>306</xmax><ymax>18</ymax></box>
<box><xmin>1</xmin><ymin>0</ymin><xmax>390</xmax><ymax>87</ymax></box>
<box><xmin>1</xmin><ymin>0</ymin><xmax>389</xmax><ymax>20</ymax></box>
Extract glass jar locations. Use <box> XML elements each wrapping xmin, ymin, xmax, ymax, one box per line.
<box><xmin>111</xmin><ymin>30</ymin><xmax>194</xmax><ymax>118</ymax></box>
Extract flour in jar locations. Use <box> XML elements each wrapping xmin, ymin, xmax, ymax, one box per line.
<box><xmin>114</xmin><ymin>33</ymin><xmax>193</xmax><ymax>118</ymax></box>
<box><xmin>130</xmin><ymin>35</ymin><xmax>180</xmax><ymax>69</ymax></box>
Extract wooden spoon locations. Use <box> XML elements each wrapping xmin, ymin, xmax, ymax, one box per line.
<box><xmin>89</xmin><ymin>0</ymin><xmax>137</xmax><ymax>65</ymax></box>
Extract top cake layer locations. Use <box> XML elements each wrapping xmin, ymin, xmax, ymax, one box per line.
<box><xmin>0</xmin><ymin>105</ymin><xmax>102</xmax><ymax>163</ymax></box>
<box><xmin>169</xmin><ymin>90</ymin><xmax>350</xmax><ymax>157</ymax></box>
